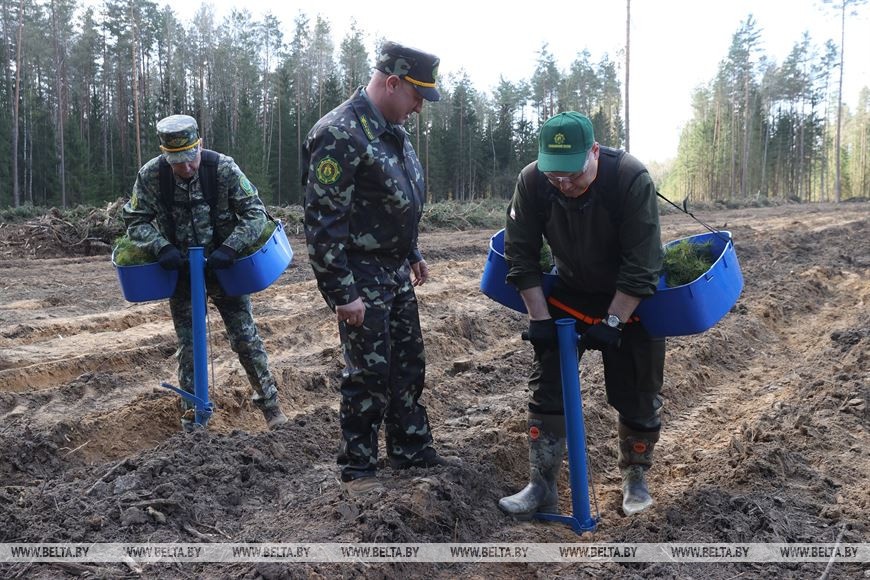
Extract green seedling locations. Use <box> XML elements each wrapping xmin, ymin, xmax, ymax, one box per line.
<box><xmin>662</xmin><ymin>240</ymin><xmax>714</xmax><ymax>287</ymax></box>
<box><xmin>540</xmin><ymin>239</ymin><xmax>555</xmax><ymax>273</ymax></box>
<box><xmin>239</xmin><ymin>221</ymin><xmax>277</xmax><ymax>257</ymax></box>
<box><xmin>113</xmin><ymin>235</ymin><xmax>156</xmax><ymax>266</ymax></box>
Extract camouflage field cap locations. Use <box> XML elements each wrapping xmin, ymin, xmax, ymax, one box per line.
<box><xmin>156</xmin><ymin>114</ymin><xmax>202</xmax><ymax>164</ymax></box>
<box><xmin>375</xmin><ymin>41</ymin><xmax>441</xmax><ymax>102</ymax></box>
<box><xmin>537</xmin><ymin>112</ymin><xmax>595</xmax><ymax>173</ymax></box>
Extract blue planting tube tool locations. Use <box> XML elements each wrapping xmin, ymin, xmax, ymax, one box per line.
<box><xmin>160</xmin><ymin>247</ymin><xmax>214</xmax><ymax>427</ymax></box>
<box><xmin>533</xmin><ymin>317</ymin><xmax>598</xmax><ymax>532</ymax></box>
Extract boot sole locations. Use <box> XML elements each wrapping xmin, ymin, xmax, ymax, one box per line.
<box><xmin>497</xmin><ymin>500</ymin><xmax>558</xmax><ymax>521</ymax></box>
<box><xmin>267</xmin><ymin>416</ymin><xmax>288</xmax><ymax>430</ymax></box>
<box><xmin>342</xmin><ymin>480</ymin><xmax>385</xmax><ymax>497</ymax></box>
<box><xmin>622</xmin><ymin>498</ymin><xmax>653</xmax><ymax>516</ymax></box>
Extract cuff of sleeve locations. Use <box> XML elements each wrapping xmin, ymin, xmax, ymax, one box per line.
<box><xmin>510</xmin><ymin>273</ymin><xmax>545</xmax><ymax>291</ymax></box>
<box><xmin>217</xmin><ymin>237</ymin><xmax>243</xmax><ymax>254</ymax></box>
<box><xmin>408</xmin><ymin>249</ymin><xmax>423</xmax><ymax>264</ymax></box>
<box><xmin>616</xmin><ymin>284</ymin><xmax>654</xmax><ymax>299</ymax></box>
<box><xmin>329</xmin><ymin>286</ymin><xmax>360</xmax><ymax>307</ymax></box>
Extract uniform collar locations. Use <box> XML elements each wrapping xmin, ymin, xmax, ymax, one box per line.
<box><xmin>356</xmin><ymin>87</ymin><xmax>406</xmax><ymax>143</ymax></box>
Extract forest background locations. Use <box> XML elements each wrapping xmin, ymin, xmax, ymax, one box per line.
<box><xmin>1</xmin><ymin>0</ymin><xmax>868</xmax><ymax>213</ymax></box>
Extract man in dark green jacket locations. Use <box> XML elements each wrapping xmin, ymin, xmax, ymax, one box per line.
<box><xmin>499</xmin><ymin>112</ymin><xmax>665</xmax><ymax>518</ymax></box>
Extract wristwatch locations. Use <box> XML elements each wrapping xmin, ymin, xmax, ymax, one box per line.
<box><xmin>603</xmin><ymin>314</ymin><xmax>625</xmax><ymax>330</ymax></box>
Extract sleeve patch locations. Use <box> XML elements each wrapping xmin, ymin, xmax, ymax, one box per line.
<box><xmin>315</xmin><ymin>157</ymin><xmax>342</xmax><ymax>185</ymax></box>
<box><xmin>240</xmin><ymin>175</ymin><xmax>256</xmax><ymax>196</ymax></box>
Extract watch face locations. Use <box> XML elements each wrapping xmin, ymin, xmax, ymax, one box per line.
<box><xmin>606</xmin><ymin>314</ymin><xmax>620</xmax><ymax>327</ymax></box>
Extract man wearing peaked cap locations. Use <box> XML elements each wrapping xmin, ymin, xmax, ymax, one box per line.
<box><xmin>302</xmin><ymin>41</ymin><xmax>458</xmax><ymax>498</ymax></box>
<box><xmin>374</xmin><ymin>41</ymin><xmax>441</xmax><ymax>102</ymax></box>
<box><xmin>156</xmin><ymin>114</ymin><xmax>202</xmax><ymax>165</ymax></box>
<box><xmin>500</xmin><ymin>111</ymin><xmax>667</xmax><ymax>520</ymax></box>
<box><xmin>536</xmin><ymin>111</ymin><xmax>595</xmax><ymax>173</ymax></box>
<box><xmin>121</xmin><ymin>114</ymin><xmax>289</xmax><ymax>433</ymax></box>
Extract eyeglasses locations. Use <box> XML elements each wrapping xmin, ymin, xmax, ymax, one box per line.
<box><xmin>544</xmin><ymin>150</ymin><xmax>594</xmax><ymax>186</ymax></box>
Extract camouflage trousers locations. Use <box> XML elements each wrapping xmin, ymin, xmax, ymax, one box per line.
<box><xmin>169</xmin><ymin>283</ymin><xmax>278</xmax><ymax>413</ymax></box>
<box><xmin>335</xmin><ymin>269</ymin><xmax>432</xmax><ymax>481</ymax></box>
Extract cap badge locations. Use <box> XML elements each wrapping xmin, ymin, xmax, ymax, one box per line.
<box><xmin>549</xmin><ymin>132</ymin><xmax>571</xmax><ymax>150</ymax></box>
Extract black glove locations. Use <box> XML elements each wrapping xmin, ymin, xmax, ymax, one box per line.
<box><xmin>580</xmin><ymin>321</ymin><xmax>622</xmax><ymax>351</ymax></box>
<box><xmin>157</xmin><ymin>244</ymin><xmax>183</xmax><ymax>271</ymax></box>
<box><xmin>526</xmin><ymin>318</ymin><xmax>557</xmax><ymax>349</ymax></box>
<box><xmin>207</xmin><ymin>245</ymin><xmax>238</xmax><ymax>270</ymax></box>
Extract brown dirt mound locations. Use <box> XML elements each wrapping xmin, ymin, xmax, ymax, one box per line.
<box><xmin>1</xmin><ymin>202</ymin><xmax>868</xmax><ymax>578</ymax></box>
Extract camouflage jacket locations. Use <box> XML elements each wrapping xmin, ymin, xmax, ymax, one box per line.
<box><xmin>505</xmin><ymin>147</ymin><xmax>663</xmax><ymax>299</ymax></box>
<box><xmin>303</xmin><ymin>87</ymin><xmax>425</xmax><ymax>307</ymax></box>
<box><xmin>121</xmin><ymin>151</ymin><xmax>268</xmax><ymax>256</ymax></box>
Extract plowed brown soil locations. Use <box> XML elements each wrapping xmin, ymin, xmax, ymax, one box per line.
<box><xmin>0</xmin><ymin>202</ymin><xmax>867</xmax><ymax>578</ymax></box>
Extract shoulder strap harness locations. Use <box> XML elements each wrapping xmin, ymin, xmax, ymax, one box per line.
<box><xmin>158</xmin><ymin>149</ymin><xmax>220</xmax><ymax>245</ymax></box>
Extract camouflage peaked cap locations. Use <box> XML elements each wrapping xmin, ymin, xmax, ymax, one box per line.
<box><xmin>156</xmin><ymin>114</ymin><xmax>201</xmax><ymax>164</ymax></box>
<box><xmin>375</xmin><ymin>41</ymin><xmax>441</xmax><ymax>102</ymax></box>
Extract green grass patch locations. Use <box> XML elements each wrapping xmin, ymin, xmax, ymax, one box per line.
<box><xmin>420</xmin><ymin>199</ymin><xmax>507</xmax><ymax>231</ymax></box>
<box><xmin>266</xmin><ymin>205</ymin><xmax>304</xmax><ymax>226</ymax></box>
<box><xmin>662</xmin><ymin>240</ymin><xmax>714</xmax><ymax>287</ymax></box>
<box><xmin>0</xmin><ymin>205</ymin><xmax>46</xmax><ymax>222</ymax></box>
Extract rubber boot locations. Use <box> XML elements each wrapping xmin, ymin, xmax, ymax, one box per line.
<box><xmin>498</xmin><ymin>413</ymin><xmax>566</xmax><ymax>520</ymax></box>
<box><xmin>618</xmin><ymin>423</ymin><xmax>659</xmax><ymax>516</ymax></box>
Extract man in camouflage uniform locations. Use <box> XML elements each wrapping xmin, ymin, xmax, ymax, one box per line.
<box><xmin>122</xmin><ymin>114</ymin><xmax>288</xmax><ymax>432</ymax></box>
<box><xmin>303</xmin><ymin>42</ymin><xmax>458</xmax><ymax>496</ymax></box>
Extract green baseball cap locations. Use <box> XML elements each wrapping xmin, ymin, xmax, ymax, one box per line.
<box><xmin>537</xmin><ymin>112</ymin><xmax>595</xmax><ymax>173</ymax></box>
<box><xmin>375</xmin><ymin>41</ymin><xmax>441</xmax><ymax>102</ymax></box>
<box><xmin>156</xmin><ymin>114</ymin><xmax>201</xmax><ymax>164</ymax></box>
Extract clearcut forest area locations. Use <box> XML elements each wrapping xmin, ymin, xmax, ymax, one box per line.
<box><xmin>0</xmin><ymin>201</ymin><xmax>868</xmax><ymax>579</ymax></box>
